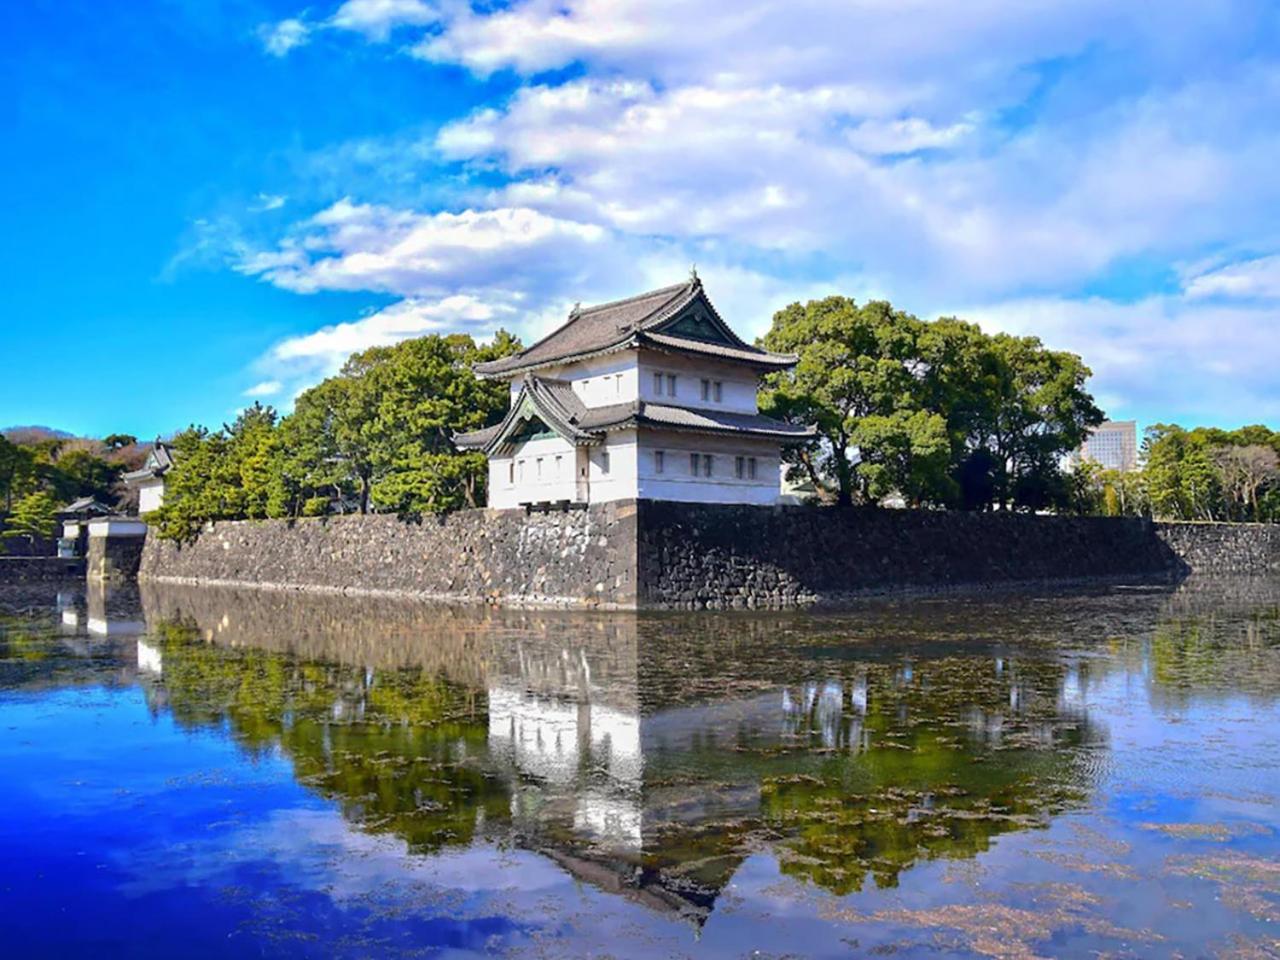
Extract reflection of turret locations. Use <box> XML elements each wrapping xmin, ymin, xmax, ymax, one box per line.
<box><xmin>135</xmin><ymin>639</ymin><xmax>162</xmax><ymax>674</ymax></box>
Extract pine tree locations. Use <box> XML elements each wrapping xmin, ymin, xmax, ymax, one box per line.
<box><xmin>4</xmin><ymin>490</ymin><xmax>58</xmax><ymax>546</ymax></box>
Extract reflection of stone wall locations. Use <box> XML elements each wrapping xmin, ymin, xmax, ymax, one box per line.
<box><xmin>139</xmin><ymin>502</ymin><xmax>638</xmax><ymax>607</ymax></box>
<box><xmin>137</xmin><ymin>500</ymin><xmax>1279</xmax><ymax>609</ymax></box>
<box><xmin>140</xmin><ymin>579</ymin><xmax>641</xmax><ymax>691</ymax></box>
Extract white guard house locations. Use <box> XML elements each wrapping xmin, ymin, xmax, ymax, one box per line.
<box><xmin>454</xmin><ymin>277</ymin><xmax>815</xmax><ymax>509</ymax></box>
<box><xmin>122</xmin><ymin>440</ymin><xmax>175</xmax><ymax>514</ymax></box>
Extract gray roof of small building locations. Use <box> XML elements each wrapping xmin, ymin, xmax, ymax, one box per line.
<box><xmin>122</xmin><ymin>439</ymin><xmax>175</xmax><ymax>484</ymax></box>
<box><xmin>473</xmin><ymin>279</ymin><xmax>796</xmax><ymax>378</ymax></box>
<box><xmin>56</xmin><ymin>497</ymin><xmax>115</xmax><ymax>519</ymax></box>
<box><xmin>454</xmin><ymin>374</ymin><xmax>814</xmax><ymax>454</ymax></box>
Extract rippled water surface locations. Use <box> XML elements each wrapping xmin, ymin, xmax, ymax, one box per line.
<box><xmin>2</xmin><ymin>578</ymin><xmax>1278</xmax><ymax>958</ymax></box>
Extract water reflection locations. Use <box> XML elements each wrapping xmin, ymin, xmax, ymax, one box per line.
<box><xmin>2</xmin><ymin>577</ymin><xmax>1277</xmax><ymax>957</ymax></box>
<box><xmin>116</xmin><ymin>583</ymin><xmax>1115</xmax><ymax>919</ymax></box>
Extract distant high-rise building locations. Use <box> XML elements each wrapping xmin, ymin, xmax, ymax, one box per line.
<box><xmin>1074</xmin><ymin>420</ymin><xmax>1138</xmax><ymax>472</ymax></box>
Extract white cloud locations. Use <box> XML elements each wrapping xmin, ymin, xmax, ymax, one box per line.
<box><xmin>272</xmin><ymin>294</ymin><xmax>510</xmax><ymax>363</ymax></box>
<box><xmin>1184</xmin><ymin>254</ymin><xmax>1280</xmax><ymax>300</ymax></box>
<box><xmin>961</xmin><ymin>293</ymin><xmax>1280</xmax><ymax>425</ymax></box>
<box><xmin>254</xmin><ymin>193</ymin><xmax>287</xmax><ymax>212</ymax></box>
<box><xmin>244</xmin><ymin>0</ymin><xmax>1280</xmax><ymax>427</ymax></box>
<box><xmin>238</xmin><ymin>198</ymin><xmax>610</xmax><ymax>298</ymax></box>
<box><xmin>845</xmin><ymin>117</ymin><xmax>977</xmax><ymax>155</ymax></box>
<box><xmin>255</xmin><ymin>294</ymin><xmax>522</xmax><ymax>397</ymax></box>
<box><xmin>329</xmin><ymin>0</ymin><xmax>436</xmax><ymax>41</ymax></box>
<box><xmin>243</xmin><ymin>380</ymin><xmax>283</xmax><ymax>397</ymax></box>
<box><xmin>429</xmin><ymin>62</ymin><xmax>1280</xmax><ymax>301</ymax></box>
<box><xmin>259</xmin><ymin>18</ymin><xmax>311</xmax><ymax>56</ymax></box>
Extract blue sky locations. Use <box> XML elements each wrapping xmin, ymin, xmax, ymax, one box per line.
<box><xmin>4</xmin><ymin>0</ymin><xmax>1279</xmax><ymax>438</ymax></box>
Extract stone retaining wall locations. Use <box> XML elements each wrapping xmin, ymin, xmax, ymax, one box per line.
<box><xmin>138</xmin><ymin>502</ymin><xmax>1280</xmax><ymax>609</ymax></box>
<box><xmin>635</xmin><ymin>503</ymin><xmax>1279</xmax><ymax>608</ymax></box>
<box><xmin>1153</xmin><ymin>522</ymin><xmax>1280</xmax><ymax>575</ymax></box>
<box><xmin>139</xmin><ymin>502</ymin><xmax>638</xmax><ymax>607</ymax></box>
<box><xmin>0</xmin><ymin>557</ymin><xmax>86</xmax><ymax>583</ymax></box>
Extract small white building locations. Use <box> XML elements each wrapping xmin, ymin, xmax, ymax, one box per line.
<box><xmin>455</xmin><ymin>277</ymin><xmax>814</xmax><ymax>509</ymax></box>
<box><xmin>122</xmin><ymin>440</ymin><xmax>175</xmax><ymax>514</ymax></box>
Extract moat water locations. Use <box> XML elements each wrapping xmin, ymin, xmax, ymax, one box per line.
<box><xmin>1</xmin><ymin>578</ymin><xmax>1278</xmax><ymax>958</ymax></box>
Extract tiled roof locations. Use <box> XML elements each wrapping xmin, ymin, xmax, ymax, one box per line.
<box><xmin>454</xmin><ymin>374</ymin><xmax>814</xmax><ymax>452</ymax></box>
<box><xmin>628</xmin><ymin>403</ymin><xmax>816</xmax><ymax>438</ymax></box>
<box><xmin>123</xmin><ymin>439</ymin><xmax>176</xmax><ymax>484</ymax></box>
<box><xmin>474</xmin><ymin>279</ymin><xmax>795</xmax><ymax>377</ymax></box>
<box><xmin>454</xmin><ymin>376</ymin><xmax>601</xmax><ymax>452</ymax></box>
<box><xmin>639</xmin><ymin>332</ymin><xmax>796</xmax><ymax>366</ymax></box>
<box><xmin>56</xmin><ymin>497</ymin><xmax>114</xmax><ymax>518</ymax></box>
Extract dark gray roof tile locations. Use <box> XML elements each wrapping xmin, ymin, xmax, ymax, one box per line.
<box><xmin>475</xmin><ymin>280</ymin><xmax>795</xmax><ymax>377</ymax></box>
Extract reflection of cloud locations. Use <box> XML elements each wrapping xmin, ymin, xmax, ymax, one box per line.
<box><xmin>118</xmin><ymin>804</ymin><xmax>575</xmax><ymax>905</ymax></box>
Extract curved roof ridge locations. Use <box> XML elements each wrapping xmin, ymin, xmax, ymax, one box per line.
<box><xmin>577</xmin><ymin>280</ymin><xmax>691</xmax><ymax>317</ymax></box>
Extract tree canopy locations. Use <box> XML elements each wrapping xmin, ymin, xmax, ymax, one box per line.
<box><xmin>1072</xmin><ymin>424</ymin><xmax>1280</xmax><ymax>522</ymax></box>
<box><xmin>150</xmin><ymin>331</ymin><xmax>520</xmax><ymax>541</ymax></box>
<box><xmin>759</xmin><ymin>297</ymin><xmax>1103</xmax><ymax>510</ymax></box>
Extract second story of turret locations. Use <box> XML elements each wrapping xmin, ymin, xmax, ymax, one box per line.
<box><xmin>479</xmin><ymin>276</ymin><xmax>797</xmax><ymax>418</ymax></box>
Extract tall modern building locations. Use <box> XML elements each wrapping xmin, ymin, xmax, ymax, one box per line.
<box><xmin>1074</xmin><ymin>420</ymin><xmax>1139</xmax><ymax>472</ymax></box>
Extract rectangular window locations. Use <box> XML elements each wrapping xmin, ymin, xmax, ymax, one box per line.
<box><xmin>701</xmin><ymin>378</ymin><xmax>710</xmax><ymax>401</ymax></box>
<box><xmin>654</xmin><ymin>450</ymin><xmax>665</xmax><ymax>474</ymax></box>
<box><xmin>666</xmin><ymin>373</ymin><xmax>677</xmax><ymax>396</ymax></box>
<box><xmin>713</xmin><ymin>381</ymin><xmax>723</xmax><ymax>402</ymax></box>
<box><xmin>600</xmin><ymin>451</ymin><xmax>610</xmax><ymax>474</ymax></box>
<box><xmin>690</xmin><ymin>452</ymin><xmax>700</xmax><ymax>476</ymax></box>
<box><xmin>615</xmin><ymin>374</ymin><xmax>622</xmax><ymax>396</ymax></box>
<box><xmin>554</xmin><ymin>455</ymin><xmax>563</xmax><ymax>478</ymax></box>
<box><xmin>702</xmin><ymin>454</ymin><xmax>713</xmax><ymax>477</ymax></box>
<box><xmin>653</xmin><ymin>372</ymin><xmax>663</xmax><ymax>395</ymax></box>
<box><xmin>516</xmin><ymin>460</ymin><xmax>524</xmax><ymax>482</ymax></box>
<box><xmin>748</xmin><ymin>457</ymin><xmax>758</xmax><ymax>480</ymax></box>
<box><xmin>508</xmin><ymin>462</ymin><xmax>515</xmax><ymax>485</ymax></box>
<box><xmin>536</xmin><ymin>457</ymin><xmax>543</xmax><ymax>479</ymax></box>
<box><xmin>735</xmin><ymin>456</ymin><xmax>745</xmax><ymax>479</ymax></box>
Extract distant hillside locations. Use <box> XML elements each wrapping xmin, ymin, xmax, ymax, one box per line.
<box><xmin>2</xmin><ymin>425</ymin><xmax>77</xmax><ymax>442</ymax></box>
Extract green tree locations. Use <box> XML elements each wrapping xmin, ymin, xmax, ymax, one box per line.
<box><xmin>365</xmin><ymin>331</ymin><xmax>519</xmax><ymax>514</ymax></box>
<box><xmin>50</xmin><ymin>447</ymin><xmax>121</xmax><ymax>503</ymax></box>
<box><xmin>759</xmin><ymin>298</ymin><xmax>934</xmax><ymax>506</ymax></box>
<box><xmin>150</xmin><ymin>427</ymin><xmax>227</xmax><ymax>542</ymax></box>
<box><xmin>3</xmin><ymin>491</ymin><xmax>57</xmax><ymax>547</ymax></box>
<box><xmin>760</xmin><ymin>298</ymin><xmax>1102</xmax><ymax>511</ymax></box>
<box><xmin>0</xmin><ymin>435</ymin><xmax>35</xmax><ymax>512</ymax></box>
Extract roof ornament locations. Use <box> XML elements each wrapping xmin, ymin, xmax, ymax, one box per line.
<box><xmin>689</xmin><ymin>263</ymin><xmax>700</xmax><ymax>286</ymax></box>
<box><xmin>570</xmin><ymin>301</ymin><xmax>581</xmax><ymax>317</ymax></box>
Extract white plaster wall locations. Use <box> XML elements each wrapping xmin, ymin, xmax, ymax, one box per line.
<box><xmin>636</xmin><ymin>430</ymin><xmax>782</xmax><ymax>505</ymax></box>
<box><xmin>506</xmin><ymin>354</ymin><xmax>640</xmax><ymax>409</ymax></box>
<box><xmin>488</xmin><ymin>434</ymin><xmax>579</xmax><ymax>509</ymax></box>
<box><xmin>88</xmin><ymin>518</ymin><xmax>148</xmax><ymax>538</ymax></box>
<box><xmin>489</xmin><ymin>428</ymin><xmax>782</xmax><ymax>506</ymax></box>
<box><xmin>582</xmin><ymin>430</ymin><xmax>639</xmax><ymax>503</ymax></box>
<box><xmin>637</xmin><ymin>350</ymin><xmax>761</xmax><ymax>414</ymax></box>
<box><xmin>138</xmin><ymin>479</ymin><xmax>165</xmax><ymax>514</ymax></box>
